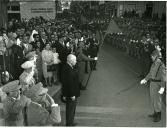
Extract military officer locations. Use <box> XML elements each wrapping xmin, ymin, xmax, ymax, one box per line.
<box><xmin>24</xmin><ymin>82</ymin><xmax>61</xmax><ymax>126</ymax></box>
<box><xmin>76</xmin><ymin>41</ymin><xmax>97</xmax><ymax>90</ymax></box>
<box><xmin>2</xmin><ymin>80</ymin><xmax>31</xmax><ymax>126</ymax></box>
<box><xmin>140</xmin><ymin>50</ymin><xmax>166</xmax><ymax>122</ymax></box>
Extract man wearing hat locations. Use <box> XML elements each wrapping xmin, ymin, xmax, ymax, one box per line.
<box><xmin>140</xmin><ymin>49</ymin><xmax>166</xmax><ymax>122</ymax></box>
<box><xmin>24</xmin><ymin>82</ymin><xmax>61</xmax><ymax>126</ymax></box>
<box><xmin>19</xmin><ymin>60</ymin><xmax>36</xmax><ymax>92</ymax></box>
<box><xmin>2</xmin><ymin>80</ymin><xmax>31</xmax><ymax>126</ymax></box>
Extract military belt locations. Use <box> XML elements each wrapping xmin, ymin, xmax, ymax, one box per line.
<box><xmin>150</xmin><ymin>79</ymin><xmax>161</xmax><ymax>82</ymax></box>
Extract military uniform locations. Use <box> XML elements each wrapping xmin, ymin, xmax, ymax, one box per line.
<box><xmin>145</xmin><ymin>58</ymin><xmax>166</xmax><ymax>112</ymax></box>
<box><xmin>25</xmin><ymin>101</ymin><xmax>61</xmax><ymax>126</ymax></box>
<box><xmin>76</xmin><ymin>42</ymin><xmax>94</xmax><ymax>89</ymax></box>
<box><xmin>2</xmin><ymin>95</ymin><xmax>31</xmax><ymax>126</ymax></box>
<box><xmin>2</xmin><ymin>80</ymin><xmax>31</xmax><ymax>126</ymax></box>
<box><xmin>24</xmin><ymin>82</ymin><xmax>61</xmax><ymax>126</ymax></box>
<box><xmin>142</xmin><ymin>50</ymin><xmax>166</xmax><ymax>122</ymax></box>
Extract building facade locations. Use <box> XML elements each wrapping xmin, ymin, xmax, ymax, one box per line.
<box><xmin>116</xmin><ymin>1</ymin><xmax>166</xmax><ymax>18</ymax></box>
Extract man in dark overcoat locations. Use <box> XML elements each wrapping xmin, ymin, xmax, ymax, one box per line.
<box><xmin>61</xmin><ymin>54</ymin><xmax>80</xmax><ymax>126</ymax></box>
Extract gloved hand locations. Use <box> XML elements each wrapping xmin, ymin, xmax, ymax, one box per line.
<box><xmin>94</xmin><ymin>57</ymin><xmax>98</xmax><ymax>60</ymax></box>
<box><xmin>71</xmin><ymin>96</ymin><xmax>76</xmax><ymax>101</ymax></box>
<box><xmin>140</xmin><ymin>79</ymin><xmax>147</xmax><ymax>84</ymax></box>
<box><xmin>63</xmin><ymin>96</ymin><xmax>66</xmax><ymax>101</ymax></box>
<box><xmin>158</xmin><ymin>87</ymin><xmax>165</xmax><ymax>94</ymax></box>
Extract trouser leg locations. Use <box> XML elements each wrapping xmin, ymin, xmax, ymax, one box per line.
<box><xmin>150</xmin><ymin>83</ymin><xmax>162</xmax><ymax>113</ymax></box>
<box><xmin>66</xmin><ymin>99</ymin><xmax>77</xmax><ymax>126</ymax></box>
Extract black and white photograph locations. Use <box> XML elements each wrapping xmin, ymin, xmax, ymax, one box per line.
<box><xmin>0</xmin><ymin>0</ymin><xmax>166</xmax><ymax>127</ymax></box>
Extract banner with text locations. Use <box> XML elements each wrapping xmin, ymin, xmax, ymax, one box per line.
<box><xmin>20</xmin><ymin>2</ymin><xmax>56</xmax><ymax>20</ymax></box>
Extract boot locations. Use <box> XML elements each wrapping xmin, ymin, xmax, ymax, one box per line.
<box><xmin>148</xmin><ymin>111</ymin><xmax>156</xmax><ymax>118</ymax></box>
<box><xmin>153</xmin><ymin>112</ymin><xmax>161</xmax><ymax>122</ymax></box>
<box><xmin>79</xmin><ymin>83</ymin><xmax>86</xmax><ymax>90</ymax></box>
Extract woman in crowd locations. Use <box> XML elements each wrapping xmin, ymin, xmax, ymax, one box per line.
<box><xmin>42</xmin><ymin>43</ymin><xmax>53</xmax><ymax>86</ymax></box>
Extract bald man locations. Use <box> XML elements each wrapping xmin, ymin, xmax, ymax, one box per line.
<box><xmin>61</xmin><ymin>54</ymin><xmax>80</xmax><ymax>126</ymax></box>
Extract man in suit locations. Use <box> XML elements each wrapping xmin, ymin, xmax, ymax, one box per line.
<box><xmin>61</xmin><ymin>54</ymin><xmax>80</xmax><ymax>126</ymax></box>
<box><xmin>50</xmin><ymin>33</ymin><xmax>56</xmax><ymax>46</ymax></box>
<box><xmin>39</xmin><ymin>31</ymin><xmax>47</xmax><ymax>49</ymax></box>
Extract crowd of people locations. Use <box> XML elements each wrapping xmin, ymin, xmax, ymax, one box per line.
<box><xmin>0</xmin><ymin>16</ymin><xmax>100</xmax><ymax>126</ymax></box>
<box><xmin>0</xmin><ymin>16</ymin><xmax>100</xmax><ymax>85</ymax></box>
<box><xmin>0</xmin><ymin>8</ymin><xmax>166</xmax><ymax>125</ymax></box>
<box><xmin>104</xmin><ymin>17</ymin><xmax>166</xmax><ymax>78</ymax></box>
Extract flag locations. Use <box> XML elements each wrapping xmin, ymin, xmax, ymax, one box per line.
<box><xmin>102</xmin><ymin>19</ymin><xmax>122</xmax><ymax>45</ymax></box>
<box><xmin>105</xmin><ymin>19</ymin><xmax>122</xmax><ymax>36</ymax></box>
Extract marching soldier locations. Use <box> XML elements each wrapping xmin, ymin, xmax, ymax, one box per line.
<box><xmin>140</xmin><ymin>50</ymin><xmax>166</xmax><ymax>122</ymax></box>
